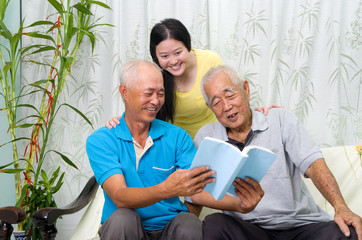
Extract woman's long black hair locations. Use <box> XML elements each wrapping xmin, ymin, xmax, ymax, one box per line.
<box><xmin>149</xmin><ymin>18</ymin><xmax>192</xmax><ymax>123</ymax></box>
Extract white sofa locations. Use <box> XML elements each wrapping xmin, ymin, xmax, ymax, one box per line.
<box><xmin>71</xmin><ymin>145</ymin><xmax>362</xmax><ymax>240</ymax></box>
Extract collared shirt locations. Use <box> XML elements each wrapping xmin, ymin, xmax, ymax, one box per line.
<box><xmin>133</xmin><ymin>136</ymin><xmax>153</xmax><ymax>170</ymax></box>
<box><xmin>86</xmin><ymin>113</ymin><xmax>196</xmax><ymax>231</ymax></box>
<box><xmin>193</xmin><ymin>108</ymin><xmax>332</xmax><ymax>230</ymax></box>
<box><xmin>226</xmin><ymin>130</ymin><xmax>253</xmax><ymax>151</ymax></box>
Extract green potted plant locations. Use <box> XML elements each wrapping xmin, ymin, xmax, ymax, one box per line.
<box><xmin>0</xmin><ymin>0</ymin><xmax>112</xmax><ymax>239</ymax></box>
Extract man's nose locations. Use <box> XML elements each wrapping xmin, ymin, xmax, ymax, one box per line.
<box><xmin>222</xmin><ymin>100</ymin><xmax>232</xmax><ymax>111</ymax></box>
<box><xmin>150</xmin><ymin>94</ymin><xmax>160</xmax><ymax>106</ymax></box>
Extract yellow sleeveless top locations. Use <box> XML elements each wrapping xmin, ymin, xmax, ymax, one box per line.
<box><xmin>173</xmin><ymin>49</ymin><xmax>223</xmax><ymax>138</ymax></box>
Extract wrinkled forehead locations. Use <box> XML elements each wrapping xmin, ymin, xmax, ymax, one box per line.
<box><xmin>208</xmin><ymin>87</ymin><xmax>236</xmax><ymax>103</ymax></box>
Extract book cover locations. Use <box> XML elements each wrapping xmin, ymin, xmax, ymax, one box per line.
<box><xmin>226</xmin><ymin>146</ymin><xmax>276</xmax><ymax>197</ymax></box>
<box><xmin>190</xmin><ymin>137</ymin><xmax>276</xmax><ymax>200</ymax></box>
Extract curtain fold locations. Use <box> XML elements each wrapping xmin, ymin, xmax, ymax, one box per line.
<box><xmin>21</xmin><ymin>0</ymin><xmax>361</xmax><ymax>238</ymax></box>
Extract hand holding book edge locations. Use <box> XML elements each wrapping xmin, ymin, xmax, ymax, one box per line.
<box><xmin>233</xmin><ymin>177</ymin><xmax>264</xmax><ymax>213</ymax></box>
<box><xmin>189</xmin><ymin>166</ymin><xmax>216</xmax><ymax>194</ymax></box>
<box><xmin>161</xmin><ymin>166</ymin><xmax>216</xmax><ymax>197</ymax></box>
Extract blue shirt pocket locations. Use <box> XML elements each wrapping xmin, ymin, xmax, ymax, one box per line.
<box><xmin>151</xmin><ymin>165</ymin><xmax>175</xmax><ymax>182</ymax></box>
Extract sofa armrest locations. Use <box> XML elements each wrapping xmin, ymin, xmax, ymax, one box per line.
<box><xmin>0</xmin><ymin>206</ymin><xmax>26</xmax><ymax>224</ymax></box>
<box><xmin>0</xmin><ymin>206</ymin><xmax>26</xmax><ymax>240</ymax></box>
<box><xmin>303</xmin><ymin>145</ymin><xmax>362</xmax><ymax>216</ymax></box>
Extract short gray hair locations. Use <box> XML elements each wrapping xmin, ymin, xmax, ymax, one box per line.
<box><xmin>200</xmin><ymin>65</ymin><xmax>244</xmax><ymax>105</ymax></box>
<box><xmin>119</xmin><ymin>59</ymin><xmax>161</xmax><ymax>88</ymax></box>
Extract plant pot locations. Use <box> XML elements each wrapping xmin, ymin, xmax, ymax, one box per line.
<box><xmin>13</xmin><ymin>231</ymin><xmax>27</xmax><ymax>240</ymax></box>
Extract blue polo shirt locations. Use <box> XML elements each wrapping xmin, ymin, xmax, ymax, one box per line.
<box><xmin>86</xmin><ymin>114</ymin><xmax>196</xmax><ymax>231</ymax></box>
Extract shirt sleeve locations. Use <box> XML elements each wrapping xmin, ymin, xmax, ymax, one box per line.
<box><xmin>86</xmin><ymin>128</ymin><xmax>124</xmax><ymax>186</ymax></box>
<box><xmin>193</xmin><ymin>128</ymin><xmax>204</xmax><ymax>149</ymax></box>
<box><xmin>280</xmin><ymin>110</ymin><xmax>323</xmax><ymax>176</ymax></box>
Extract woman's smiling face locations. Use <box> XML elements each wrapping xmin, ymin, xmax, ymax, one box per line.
<box><xmin>155</xmin><ymin>38</ymin><xmax>191</xmax><ymax>77</ymax></box>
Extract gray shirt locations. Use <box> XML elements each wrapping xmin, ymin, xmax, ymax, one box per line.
<box><xmin>194</xmin><ymin>108</ymin><xmax>332</xmax><ymax>230</ymax></box>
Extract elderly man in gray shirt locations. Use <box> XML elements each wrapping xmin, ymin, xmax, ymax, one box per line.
<box><xmin>189</xmin><ymin>65</ymin><xmax>362</xmax><ymax>240</ymax></box>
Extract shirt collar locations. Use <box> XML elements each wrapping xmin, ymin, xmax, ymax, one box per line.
<box><xmin>251</xmin><ymin>109</ymin><xmax>269</xmax><ymax>132</ymax></box>
<box><xmin>115</xmin><ymin>113</ymin><xmax>165</xmax><ymax>141</ymax></box>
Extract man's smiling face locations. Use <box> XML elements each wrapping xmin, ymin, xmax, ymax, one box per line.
<box><xmin>204</xmin><ymin>72</ymin><xmax>252</xmax><ymax>132</ymax></box>
<box><xmin>122</xmin><ymin>63</ymin><xmax>165</xmax><ymax>124</ymax></box>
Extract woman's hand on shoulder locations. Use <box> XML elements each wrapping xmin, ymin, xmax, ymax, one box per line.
<box><xmin>254</xmin><ymin>104</ymin><xmax>283</xmax><ymax>115</ymax></box>
<box><xmin>105</xmin><ymin>116</ymin><xmax>121</xmax><ymax>129</ymax></box>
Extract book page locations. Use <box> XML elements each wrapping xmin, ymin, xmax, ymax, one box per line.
<box><xmin>227</xmin><ymin>147</ymin><xmax>276</xmax><ymax>197</ymax></box>
<box><xmin>190</xmin><ymin>137</ymin><xmax>247</xmax><ymax>200</ymax></box>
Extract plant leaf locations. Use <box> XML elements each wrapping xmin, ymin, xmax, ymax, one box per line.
<box><xmin>50</xmin><ymin>150</ymin><xmax>78</xmax><ymax>169</ymax></box>
<box><xmin>21</xmin><ymin>44</ymin><xmax>46</xmax><ymax>55</ymax></box>
<box><xmin>51</xmin><ymin>172</ymin><xmax>64</xmax><ymax>193</ymax></box>
<box><xmin>10</xmin><ymin>33</ymin><xmax>22</xmax><ymax>56</ymax></box>
<box><xmin>47</xmin><ymin>0</ymin><xmax>64</xmax><ymax>14</ymax></box>
<box><xmin>60</xmin><ymin>103</ymin><xmax>93</xmax><ymax>129</ymax></box>
<box><xmin>0</xmin><ymin>20</ymin><xmax>12</xmax><ymax>39</ymax></box>
<box><xmin>73</xmin><ymin>3</ymin><xmax>93</xmax><ymax>15</ymax></box>
<box><xmin>0</xmin><ymin>1</ymin><xmax>6</xmax><ymax>21</ymax></box>
<box><xmin>24</xmin><ymin>32</ymin><xmax>56</xmax><ymax>45</ymax></box>
<box><xmin>27</xmin><ymin>20</ymin><xmax>55</xmax><ymax>28</ymax></box>
<box><xmin>0</xmin><ymin>168</ymin><xmax>25</xmax><ymax>173</ymax></box>
<box><xmin>49</xmin><ymin>167</ymin><xmax>60</xmax><ymax>186</ymax></box>
<box><xmin>80</xmin><ymin>29</ymin><xmax>95</xmax><ymax>52</ymax></box>
<box><xmin>17</xmin><ymin>103</ymin><xmax>42</xmax><ymax>114</ymax></box>
<box><xmin>33</xmin><ymin>79</ymin><xmax>55</xmax><ymax>86</ymax></box>
<box><xmin>30</xmin><ymin>45</ymin><xmax>58</xmax><ymax>55</ymax></box>
<box><xmin>87</xmin><ymin>22</ymin><xmax>115</xmax><ymax>30</ymax></box>
<box><xmin>41</xmin><ymin>170</ymin><xmax>49</xmax><ymax>186</ymax></box>
<box><xmin>0</xmin><ymin>137</ymin><xmax>32</xmax><ymax>148</ymax></box>
<box><xmin>46</xmin><ymin>192</ymin><xmax>52</xmax><ymax>205</ymax></box>
<box><xmin>86</xmin><ymin>0</ymin><xmax>112</xmax><ymax>9</ymax></box>
<box><xmin>0</xmin><ymin>162</ymin><xmax>16</xmax><ymax>170</ymax></box>
<box><xmin>14</xmin><ymin>123</ymin><xmax>37</xmax><ymax>129</ymax></box>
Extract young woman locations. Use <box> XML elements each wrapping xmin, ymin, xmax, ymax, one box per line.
<box><xmin>149</xmin><ymin>18</ymin><xmax>223</xmax><ymax>138</ymax></box>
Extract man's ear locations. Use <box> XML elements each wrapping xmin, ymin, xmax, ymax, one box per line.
<box><xmin>119</xmin><ymin>84</ymin><xmax>128</xmax><ymax>101</ymax></box>
<box><xmin>243</xmin><ymin>80</ymin><xmax>250</xmax><ymax>100</ymax></box>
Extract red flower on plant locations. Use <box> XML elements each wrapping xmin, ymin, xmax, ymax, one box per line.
<box><xmin>23</xmin><ymin>172</ymin><xmax>33</xmax><ymax>185</ymax></box>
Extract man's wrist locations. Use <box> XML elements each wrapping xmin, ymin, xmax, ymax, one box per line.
<box><xmin>333</xmin><ymin>202</ymin><xmax>350</xmax><ymax>214</ymax></box>
<box><xmin>157</xmin><ymin>181</ymin><xmax>173</xmax><ymax>199</ymax></box>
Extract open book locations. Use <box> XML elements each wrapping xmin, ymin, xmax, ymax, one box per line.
<box><xmin>190</xmin><ymin>137</ymin><xmax>276</xmax><ymax>200</ymax></box>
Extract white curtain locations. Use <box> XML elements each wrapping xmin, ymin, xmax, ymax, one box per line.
<box><xmin>21</xmin><ymin>0</ymin><xmax>362</xmax><ymax>239</ymax></box>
